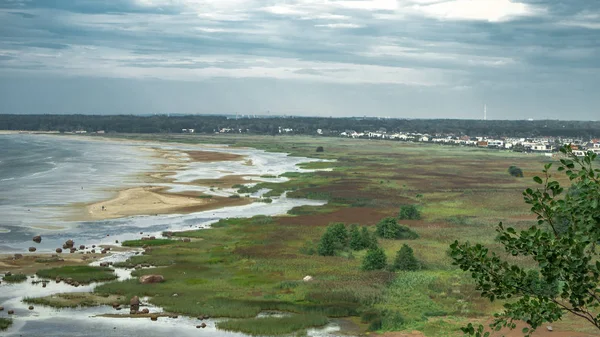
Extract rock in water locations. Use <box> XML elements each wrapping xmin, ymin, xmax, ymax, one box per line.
<box><xmin>65</xmin><ymin>239</ymin><xmax>74</xmax><ymax>248</ymax></box>
<box><xmin>56</xmin><ymin>248</ymin><xmax>63</xmax><ymax>253</ymax></box>
<box><xmin>130</xmin><ymin>296</ymin><xmax>140</xmax><ymax>311</ymax></box>
<box><xmin>33</xmin><ymin>235</ymin><xmax>42</xmax><ymax>243</ymax></box>
<box><xmin>139</xmin><ymin>275</ymin><xmax>165</xmax><ymax>284</ymax></box>
<box><xmin>28</xmin><ymin>305</ymin><xmax>34</xmax><ymax>310</ymax></box>
<box><xmin>150</xmin><ymin>315</ymin><xmax>158</xmax><ymax>321</ymax></box>
<box><xmin>141</xmin><ymin>308</ymin><xmax>149</xmax><ymax>314</ymax></box>
<box><xmin>28</xmin><ymin>247</ymin><xmax>37</xmax><ymax>252</ymax></box>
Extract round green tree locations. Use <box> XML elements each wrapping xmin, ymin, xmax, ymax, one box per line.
<box><xmin>362</xmin><ymin>246</ymin><xmax>387</xmax><ymax>271</ymax></box>
<box><xmin>393</xmin><ymin>244</ymin><xmax>420</xmax><ymax>271</ymax></box>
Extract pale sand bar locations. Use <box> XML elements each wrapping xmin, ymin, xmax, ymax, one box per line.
<box><xmin>79</xmin><ymin>186</ymin><xmax>250</xmax><ymax>221</ymax></box>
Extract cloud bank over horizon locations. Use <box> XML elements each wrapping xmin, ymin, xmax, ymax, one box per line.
<box><xmin>0</xmin><ymin>0</ymin><xmax>598</xmax><ymax>119</ymax></box>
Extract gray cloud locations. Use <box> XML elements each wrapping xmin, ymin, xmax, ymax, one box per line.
<box><xmin>0</xmin><ymin>0</ymin><xmax>598</xmax><ymax>119</ymax></box>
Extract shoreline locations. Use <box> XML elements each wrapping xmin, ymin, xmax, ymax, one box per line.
<box><xmin>71</xmin><ymin>186</ymin><xmax>251</xmax><ymax>221</ymax></box>
<box><xmin>66</xmin><ymin>145</ymin><xmax>254</xmax><ymax>221</ymax></box>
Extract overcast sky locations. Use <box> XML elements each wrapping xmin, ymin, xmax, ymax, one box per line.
<box><xmin>0</xmin><ymin>0</ymin><xmax>598</xmax><ymax>119</ymax></box>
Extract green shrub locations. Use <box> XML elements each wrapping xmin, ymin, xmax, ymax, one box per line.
<box><xmin>362</xmin><ymin>246</ymin><xmax>387</xmax><ymax>271</ymax></box>
<box><xmin>316</xmin><ymin>146</ymin><xmax>324</xmax><ymax>152</ymax></box>
<box><xmin>317</xmin><ymin>229</ymin><xmax>336</xmax><ymax>256</ymax></box>
<box><xmin>0</xmin><ymin>318</ymin><xmax>12</xmax><ymax>331</ymax></box>
<box><xmin>375</xmin><ymin>217</ymin><xmax>418</xmax><ymax>240</ymax></box>
<box><xmin>393</xmin><ymin>244</ymin><xmax>421</xmax><ymax>271</ymax></box>
<box><xmin>398</xmin><ymin>204</ymin><xmax>421</xmax><ymax>220</ymax></box>
<box><xmin>329</xmin><ymin>223</ymin><xmax>348</xmax><ymax>247</ymax></box>
<box><xmin>508</xmin><ymin>165</ymin><xmax>523</xmax><ymax>177</ymax></box>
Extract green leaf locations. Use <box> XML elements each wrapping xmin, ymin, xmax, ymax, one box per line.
<box><xmin>533</xmin><ymin>176</ymin><xmax>543</xmax><ymax>184</ymax></box>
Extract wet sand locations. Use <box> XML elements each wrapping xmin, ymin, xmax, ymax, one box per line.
<box><xmin>75</xmin><ymin>186</ymin><xmax>250</xmax><ymax>221</ymax></box>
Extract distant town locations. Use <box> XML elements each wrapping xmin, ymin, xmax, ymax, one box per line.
<box><xmin>1</xmin><ymin>114</ymin><xmax>599</xmax><ymax>155</ymax></box>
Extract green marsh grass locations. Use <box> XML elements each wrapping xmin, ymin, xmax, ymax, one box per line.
<box><xmin>37</xmin><ymin>266</ymin><xmax>116</xmax><ymax>284</ymax></box>
<box><xmin>2</xmin><ymin>273</ymin><xmax>27</xmax><ymax>283</ymax></box>
<box><xmin>0</xmin><ymin>318</ymin><xmax>12</xmax><ymax>331</ymax></box>
<box><xmin>121</xmin><ymin>239</ymin><xmax>176</xmax><ymax>247</ymax></box>
<box><xmin>216</xmin><ymin>313</ymin><xmax>329</xmax><ymax>336</ymax></box>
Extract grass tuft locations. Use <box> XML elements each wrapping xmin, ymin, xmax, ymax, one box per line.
<box><xmin>37</xmin><ymin>266</ymin><xmax>117</xmax><ymax>284</ymax></box>
<box><xmin>217</xmin><ymin>313</ymin><xmax>329</xmax><ymax>336</ymax></box>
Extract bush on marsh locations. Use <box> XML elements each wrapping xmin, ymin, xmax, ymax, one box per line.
<box><xmin>393</xmin><ymin>244</ymin><xmax>421</xmax><ymax>271</ymax></box>
<box><xmin>398</xmin><ymin>204</ymin><xmax>421</xmax><ymax>220</ymax></box>
<box><xmin>375</xmin><ymin>217</ymin><xmax>418</xmax><ymax>240</ymax></box>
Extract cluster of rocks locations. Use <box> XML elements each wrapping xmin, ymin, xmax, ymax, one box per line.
<box><xmin>55</xmin><ymin>276</ymin><xmax>81</xmax><ymax>287</ymax></box>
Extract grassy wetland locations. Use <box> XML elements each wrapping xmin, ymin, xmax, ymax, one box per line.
<box><xmin>25</xmin><ymin>135</ymin><xmax>593</xmax><ymax>336</ymax></box>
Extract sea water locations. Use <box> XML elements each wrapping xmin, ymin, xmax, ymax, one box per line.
<box><xmin>0</xmin><ymin>134</ymin><xmax>341</xmax><ymax>337</ymax></box>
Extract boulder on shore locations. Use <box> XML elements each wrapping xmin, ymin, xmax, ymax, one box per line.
<box><xmin>33</xmin><ymin>235</ymin><xmax>42</xmax><ymax>243</ymax></box>
<box><xmin>65</xmin><ymin>239</ymin><xmax>74</xmax><ymax>248</ymax></box>
<box><xmin>130</xmin><ymin>296</ymin><xmax>140</xmax><ymax>311</ymax></box>
<box><xmin>28</xmin><ymin>247</ymin><xmax>37</xmax><ymax>252</ymax></box>
<box><xmin>139</xmin><ymin>275</ymin><xmax>164</xmax><ymax>284</ymax></box>
<box><xmin>56</xmin><ymin>248</ymin><xmax>63</xmax><ymax>253</ymax></box>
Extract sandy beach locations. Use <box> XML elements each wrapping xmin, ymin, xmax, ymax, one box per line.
<box><xmin>78</xmin><ymin>186</ymin><xmax>250</xmax><ymax>221</ymax></box>
<box><xmin>69</xmin><ymin>146</ymin><xmax>255</xmax><ymax>221</ymax></box>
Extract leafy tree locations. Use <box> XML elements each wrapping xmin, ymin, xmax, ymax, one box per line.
<box><xmin>361</xmin><ymin>226</ymin><xmax>378</xmax><ymax>249</ymax></box>
<box><xmin>508</xmin><ymin>165</ymin><xmax>524</xmax><ymax>177</ymax></box>
<box><xmin>317</xmin><ymin>229</ymin><xmax>336</xmax><ymax>256</ymax></box>
<box><xmin>450</xmin><ymin>146</ymin><xmax>600</xmax><ymax>336</ymax></box>
<box><xmin>316</xmin><ymin>146</ymin><xmax>324</xmax><ymax>152</ymax></box>
<box><xmin>349</xmin><ymin>224</ymin><xmax>363</xmax><ymax>250</ymax></box>
<box><xmin>375</xmin><ymin>217</ymin><xmax>418</xmax><ymax>240</ymax></box>
<box><xmin>362</xmin><ymin>246</ymin><xmax>387</xmax><ymax>271</ymax></box>
<box><xmin>398</xmin><ymin>204</ymin><xmax>421</xmax><ymax>220</ymax></box>
<box><xmin>329</xmin><ymin>223</ymin><xmax>348</xmax><ymax>248</ymax></box>
<box><xmin>393</xmin><ymin>244</ymin><xmax>421</xmax><ymax>271</ymax></box>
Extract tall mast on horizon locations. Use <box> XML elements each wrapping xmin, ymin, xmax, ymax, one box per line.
<box><xmin>484</xmin><ymin>104</ymin><xmax>487</xmax><ymax>121</ymax></box>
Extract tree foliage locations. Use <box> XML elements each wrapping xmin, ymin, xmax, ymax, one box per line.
<box><xmin>317</xmin><ymin>229</ymin><xmax>336</xmax><ymax>256</ymax></box>
<box><xmin>393</xmin><ymin>244</ymin><xmax>421</xmax><ymax>271</ymax></box>
<box><xmin>450</xmin><ymin>146</ymin><xmax>600</xmax><ymax>336</ymax></box>
<box><xmin>398</xmin><ymin>204</ymin><xmax>422</xmax><ymax>220</ymax></box>
<box><xmin>375</xmin><ymin>217</ymin><xmax>419</xmax><ymax>240</ymax></box>
<box><xmin>508</xmin><ymin>165</ymin><xmax>524</xmax><ymax>177</ymax></box>
<box><xmin>362</xmin><ymin>246</ymin><xmax>388</xmax><ymax>271</ymax></box>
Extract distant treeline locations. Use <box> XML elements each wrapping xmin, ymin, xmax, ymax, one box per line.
<box><xmin>1</xmin><ymin>114</ymin><xmax>599</xmax><ymax>138</ymax></box>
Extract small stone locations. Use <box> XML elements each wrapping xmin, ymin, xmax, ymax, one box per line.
<box><xmin>28</xmin><ymin>247</ymin><xmax>37</xmax><ymax>252</ymax></box>
<box><xmin>42</xmin><ymin>282</ymin><xmax>47</xmax><ymax>288</ymax></box>
<box><xmin>28</xmin><ymin>305</ymin><xmax>34</xmax><ymax>310</ymax></box>
<box><xmin>5</xmin><ymin>271</ymin><xmax>12</xmax><ymax>276</ymax></box>
<box><xmin>141</xmin><ymin>308</ymin><xmax>149</xmax><ymax>314</ymax></box>
<box><xmin>32</xmin><ymin>235</ymin><xmax>42</xmax><ymax>243</ymax></box>
<box><xmin>79</xmin><ymin>245</ymin><xmax>85</xmax><ymax>250</ymax></box>
<box><xmin>547</xmin><ymin>326</ymin><xmax>553</xmax><ymax>331</ymax></box>
<box><xmin>200</xmin><ymin>323</ymin><xmax>206</xmax><ymax>328</ymax></box>
<box><xmin>8</xmin><ymin>310</ymin><xmax>15</xmax><ymax>314</ymax></box>
<box><xmin>56</xmin><ymin>248</ymin><xmax>63</xmax><ymax>253</ymax></box>
<box><xmin>13</xmin><ymin>253</ymin><xmax>23</xmax><ymax>260</ymax></box>
<box><xmin>0</xmin><ymin>306</ymin><xmax>4</xmax><ymax>311</ymax></box>
<box><xmin>150</xmin><ymin>315</ymin><xmax>158</xmax><ymax>321</ymax></box>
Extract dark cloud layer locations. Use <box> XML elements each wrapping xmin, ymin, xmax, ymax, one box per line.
<box><xmin>0</xmin><ymin>0</ymin><xmax>598</xmax><ymax>119</ymax></box>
